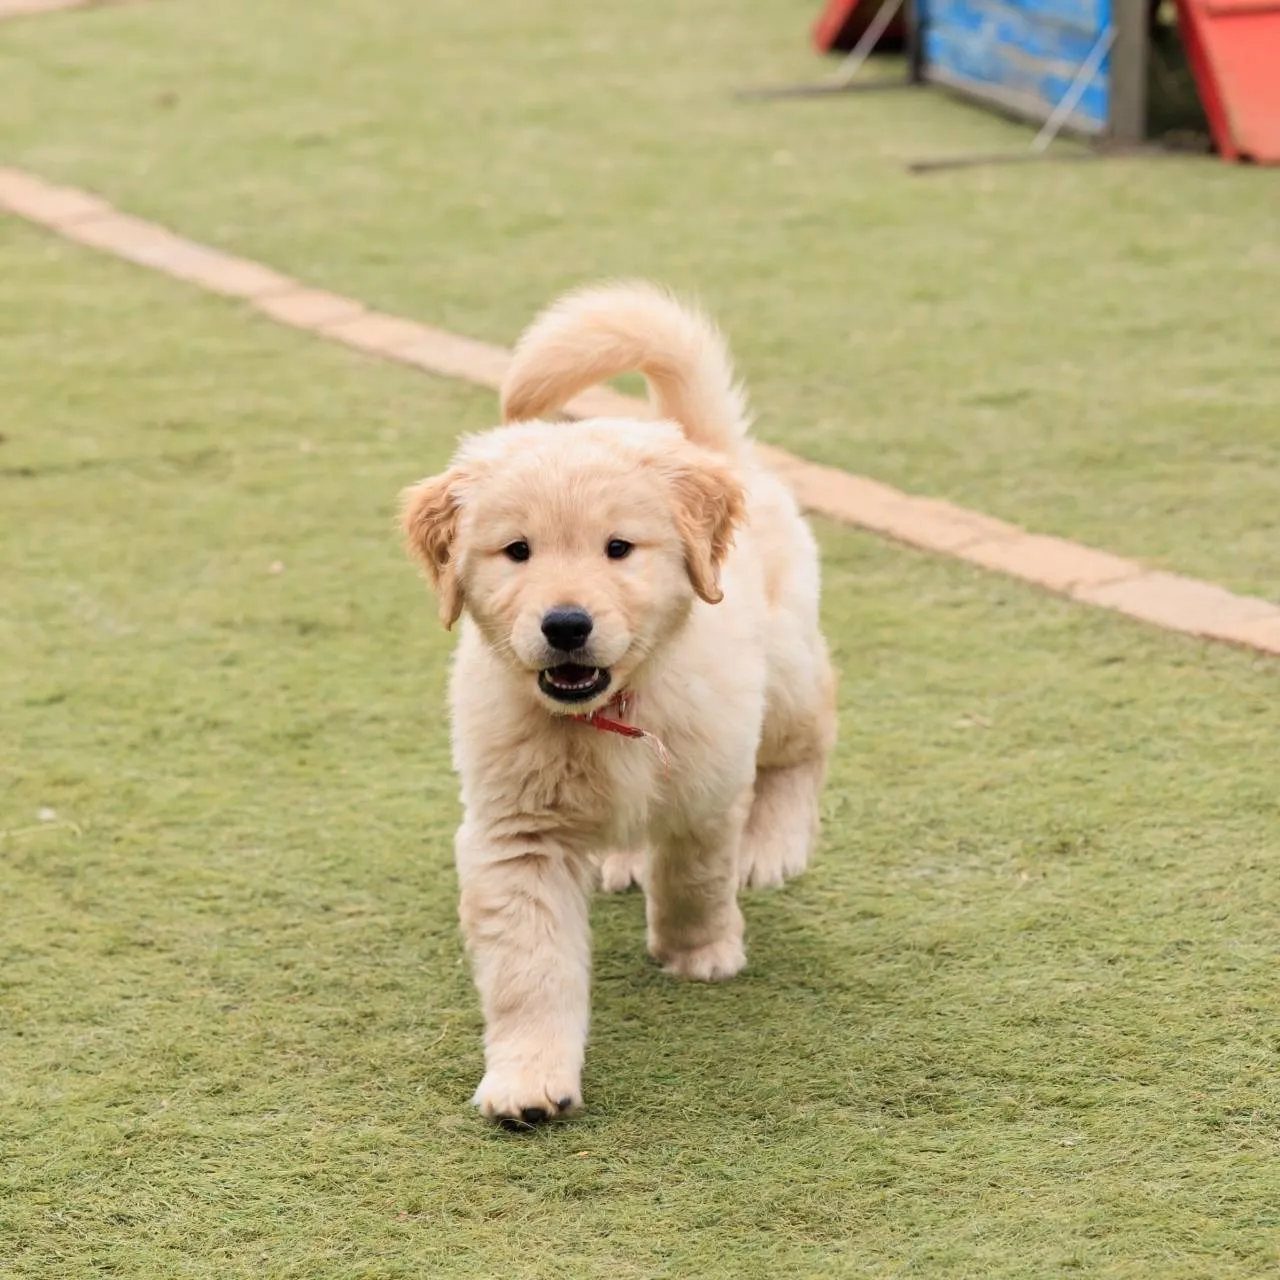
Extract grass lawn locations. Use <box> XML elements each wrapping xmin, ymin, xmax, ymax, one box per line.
<box><xmin>1</xmin><ymin>0</ymin><xmax>1277</xmax><ymax>601</ymax></box>
<box><xmin>3</xmin><ymin>210</ymin><xmax>1280</xmax><ymax>1278</ymax></box>
<box><xmin>3</xmin><ymin>2</ymin><xmax>1280</xmax><ymax>1276</ymax></box>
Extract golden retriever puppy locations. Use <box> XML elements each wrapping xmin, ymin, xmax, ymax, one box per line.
<box><xmin>401</xmin><ymin>283</ymin><xmax>835</xmax><ymax>1125</ymax></box>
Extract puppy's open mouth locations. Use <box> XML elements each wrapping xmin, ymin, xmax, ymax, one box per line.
<box><xmin>538</xmin><ymin>663</ymin><xmax>611</xmax><ymax>704</ymax></box>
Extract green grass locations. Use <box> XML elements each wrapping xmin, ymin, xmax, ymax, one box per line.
<box><xmin>3</xmin><ymin>214</ymin><xmax>1280</xmax><ymax>1278</ymax></box>
<box><xmin>1</xmin><ymin>0</ymin><xmax>1278</xmax><ymax>600</ymax></box>
<box><xmin>3</xmin><ymin>3</ymin><xmax>1280</xmax><ymax>1275</ymax></box>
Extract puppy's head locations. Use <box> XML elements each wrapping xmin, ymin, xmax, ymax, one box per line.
<box><xmin>401</xmin><ymin>421</ymin><xmax>744</xmax><ymax>712</ymax></box>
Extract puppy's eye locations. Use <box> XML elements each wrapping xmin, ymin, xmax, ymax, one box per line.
<box><xmin>503</xmin><ymin>540</ymin><xmax>531</xmax><ymax>563</ymax></box>
<box><xmin>606</xmin><ymin>539</ymin><xmax>634</xmax><ymax>561</ymax></box>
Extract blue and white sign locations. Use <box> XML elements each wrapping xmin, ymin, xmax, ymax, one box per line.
<box><xmin>918</xmin><ymin>0</ymin><xmax>1114</xmax><ymax>133</ymax></box>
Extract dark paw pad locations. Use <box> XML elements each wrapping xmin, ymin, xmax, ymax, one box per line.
<box><xmin>496</xmin><ymin>1106</ymin><xmax>553</xmax><ymax>1131</ymax></box>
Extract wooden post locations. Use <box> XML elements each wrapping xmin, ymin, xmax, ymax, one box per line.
<box><xmin>1110</xmin><ymin>0</ymin><xmax>1150</xmax><ymax>144</ymax></box>
<box><xmin>905</xmin><ymin>0</ymin><xmax>925</xmax><ymax>84</ymax></box>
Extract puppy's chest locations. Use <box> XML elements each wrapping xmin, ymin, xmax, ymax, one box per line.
<box><xmin>559</xmin><ymin>734</ymin><xmax>658</xmax><ymax>847</ymax></box>
<box><xmin>465</xmin><ymin>717</ymin><xmax>658</xmax><ymax>842</ymax></box>
<box><xmin>595</xmin><ymin>741</ymin><xmax>659</xmax><ymax>848</ymax></box>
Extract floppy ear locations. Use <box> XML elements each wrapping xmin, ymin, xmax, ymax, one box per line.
<box><xmin>665</xmin><ymin>455</ymin><xmax>747</xmax><ymax>604</ymax></box>
<box><xmin>400</xmin><ymin>470</ymin><xmax>467</xmax><ymax>629</ymax></box>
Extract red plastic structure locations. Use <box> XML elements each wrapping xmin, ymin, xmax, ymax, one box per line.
<box><xmin>1176</xmin><ymin>0</ymin><xmax>1280</xmax><ymax>162</ymax></box>
<box><xmin>812</xmin><ymin>0</ymin><xmax>906</xmax><ymax>52</ymax></box>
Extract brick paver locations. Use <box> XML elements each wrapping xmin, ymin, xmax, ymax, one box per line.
<box><xmin>0</xmin><ymin>0</ymin><xmax>101</xmax><ymax>17</ymax></box>
<box><xmin>1078</xmin><ymin>574</ymin><xmax>1280</xmax><ymax>643</ymax></box>
<box><xmin>394</xmin><ymin>328</ymin><xmax>511</xmax><ymax>386</ymax></box>
<box><xmin>61</xmin><ymin>215</ymin><xmax>292</xmax><ymax>298</ymax></box>
<box><xmin>0</xmin><ymin>167</ymin><xmax>110</xmax><ymax>225</ymax></box>
<box><xmin>965</xmin><ymin>534</ymin><xmax>1140</xmax><ymax>595</ymax></box>
<box><xmin>254</xmin><ymin>288</ymin><xmax>366</xmax><ymax>329</ymax></box>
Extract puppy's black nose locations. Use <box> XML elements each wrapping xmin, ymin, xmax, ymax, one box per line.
<box><xmin>541</xmin><ymin>606</ymin><xmax>593</xmax><ymax>652</ymax></box>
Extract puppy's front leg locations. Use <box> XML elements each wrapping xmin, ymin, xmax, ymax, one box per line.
<box><xmin>457</xmin><ymin>829</ymin><xmax>591</xmax><ymax>1125</ymax></box>
<box><xmin>646</xmin><ymin>822</ymin><xmax>747</xmax><ymax>983</ymax></box>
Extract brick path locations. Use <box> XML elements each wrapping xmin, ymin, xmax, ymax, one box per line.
<box><xmin>1</xmin><ymin>163</ymin><xmax>1275</xmax><ymax>658</ymax></box>
<box><xmin>0</xmin><ymin>0</ymin><xmax>107</xmax><ymax>16</ymax></box>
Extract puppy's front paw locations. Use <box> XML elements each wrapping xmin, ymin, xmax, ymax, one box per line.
<box><xmin>654</xmin><ymin>935</ymin><xmax>747</xmax><ymax>982</ymax></box>
<box><xmin>472</xmin><ymin>1060</ymin><xmax>582</xmax><ymax>1128</ymax></box>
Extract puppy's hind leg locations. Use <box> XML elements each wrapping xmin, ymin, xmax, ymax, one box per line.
<box><xmin>646</xmin><ymin>797</ymin><xmax>749</xmax><ymax>982</ymax></box>
<box><xmin>738</xmin><ymin>756</ymin><xmax>827</xmax><ymax>889</ymax></box>
<box><xmin>739</xmin><ymin>654</ymin><xmax>836</xmax><ymax>890</ymax></box>
<box><xmin>595</xmin><ymin>847</ymin><xmax>647</xmax><ymax>893</ymax></box>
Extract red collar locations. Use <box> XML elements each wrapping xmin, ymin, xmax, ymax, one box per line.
<box><xmin>573</xmin><ymin>691</ymin><xmax>671</xmax><ymax>774</ymax></box>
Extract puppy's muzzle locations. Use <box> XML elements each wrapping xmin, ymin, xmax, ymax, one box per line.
<box><xmin>537</xmin><ymin>605</ymin><xmax>611</xmax><ymax>705</ymax></box>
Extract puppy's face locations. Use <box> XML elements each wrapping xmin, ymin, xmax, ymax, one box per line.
<box><xmin>402</xmin><ymin>422</ymin><xmax>744</xmax><ymax>712</ymax></box>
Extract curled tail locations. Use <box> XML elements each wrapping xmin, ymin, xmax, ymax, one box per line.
<box><xmin>499</xmin><ymin>281</ymin><xmax>750</xmax><ymax>456</ymax></box>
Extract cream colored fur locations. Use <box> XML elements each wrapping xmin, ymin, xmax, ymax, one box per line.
<box><xmin>401</xmin><ymin>282</ymin><xmax>835</xmax><ymax>1124</ymax></box>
